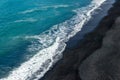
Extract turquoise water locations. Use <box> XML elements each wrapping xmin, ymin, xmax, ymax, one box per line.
<box><xmin>0</xmin><ymin>0</ymin><xmax>106</xmax><ymax>80</ymax></box>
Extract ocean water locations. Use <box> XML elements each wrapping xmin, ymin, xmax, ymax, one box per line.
<box><xmin>0</xmin><ymin>0</ymin><xmax>107</xmax><ymax>80</ymax></box>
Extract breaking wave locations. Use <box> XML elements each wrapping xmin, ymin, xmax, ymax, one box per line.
<box><xmin>1</xmin><ymin>0</ymin><xmax>108</xmax><ymax>80</ymax></box>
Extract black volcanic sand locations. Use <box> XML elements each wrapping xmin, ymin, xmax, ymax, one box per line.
<box><xmin>79</xmin><ymin>16</ymin><xmax>120</xmax><ymax>80</ymax></box>
<box><xmin>66</xmin><ymin>0</ymin><xmax>114</xmax><ymax>49</ymax></box>
<box><xmin>41</xmin><ymin>0</ymin><xmax>120</xmax><ymax>80</ymax></box>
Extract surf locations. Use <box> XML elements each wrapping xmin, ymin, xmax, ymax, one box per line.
<box><xmin>0</xmin><ymin>0</ymin><xmax>109</xmax><ymax>80</ymax></box>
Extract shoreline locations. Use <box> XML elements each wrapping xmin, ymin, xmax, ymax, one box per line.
<box><xmin>40</xmin><ymin>0</ymin><xmax>120</xmax><ymax>80</ymax></box>
<box><xmin>0</xmin><ymin>0</ymin><xmax>114</xmax><ymax>80</ymax></box>
<box><xmin>66</xmin><ymin>0</ymin><xmax>115</xmax><ymax>49</ymax></box>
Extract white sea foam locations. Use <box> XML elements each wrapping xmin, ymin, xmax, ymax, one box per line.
<box><xmin>20</xmin><ymin>5</ymin><xmax>69</xmax><ymax>14</ymax></box>
<box><xmin>1</xmin><ymin>0</ymin><xmax>110</xmax><ymax>80</ymax></box>
<box><xmin>14</xmin><ymin>18</ymin><xmax>37</xmax><ymax>23</ymax></box>
<box><xmin>20</xmin><ymin>8</ymin><xmax>40</xmax><ymax>14</ymax></box>
<box><xmin>47</xmin><ymin>5</ymin><xmax>69</xmax><ymax>8</ymax></box>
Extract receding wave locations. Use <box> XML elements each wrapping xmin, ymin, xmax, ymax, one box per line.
<box><xmin>1</xmin><ymin>0</ymin><xmax>108</xmax><ymax>80</ymax></box>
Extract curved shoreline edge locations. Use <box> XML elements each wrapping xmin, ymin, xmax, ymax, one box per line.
<box><xmin>0</xmin><ymin>0</ymin><xmax>109</xmax><ymax>80</ymax></box>
<box><xmin>41</xmin><ymin>0</ymin><xmax>120</xmax><ymax>80</ymax></box>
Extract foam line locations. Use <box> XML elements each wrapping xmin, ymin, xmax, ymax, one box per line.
<box><xmin>20</xmin><ymin>5</ymin><xmax>69</xmax><ymax>14</ymax></box>
<box><xmin>1</xmin><ymin>0</ymin><xmax>110</xmax><ymax>80</ymax></box>
<box><xmin>14</xmin><ymin>18</ymin><xmax>37</xmax><ymax>23</ymax></box>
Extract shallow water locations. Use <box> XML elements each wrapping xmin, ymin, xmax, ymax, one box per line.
<box><xmin>0</xmin><ymin>0</ymin><xmax>107</xmax><ymax>80</ymax></box>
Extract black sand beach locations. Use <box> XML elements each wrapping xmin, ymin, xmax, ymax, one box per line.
<box><xmin>41</xmin><ymin>0</ymin><xmax>120</xmax><ymax>80</ymax></box>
